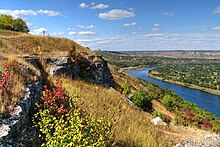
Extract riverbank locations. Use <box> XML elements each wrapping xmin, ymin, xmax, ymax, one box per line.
<box><xmin>148</xmin><ymin>71</ymin><xmax>220</xmax><ymax>96</ymax></box>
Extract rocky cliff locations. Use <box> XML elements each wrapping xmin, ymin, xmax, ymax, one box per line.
<box><xmin>0</xmin><ymin>54</ymin><xmax>113</xmax><ymax>146</ymax></box>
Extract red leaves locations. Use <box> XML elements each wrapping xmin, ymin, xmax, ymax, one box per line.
<box><xmin>40</xmin><ymin>81</ymin><xmax>69</xmax><ymax>117</ymax></box>
<box><xmin>0</xmin><ymin>64</ymin><xmax>14</xmax><ymax>99</ymax></box>
<box><xmin>185</xmin><ymin>107</ymin><xmax>212</xmax><ymax>129</ymax></box>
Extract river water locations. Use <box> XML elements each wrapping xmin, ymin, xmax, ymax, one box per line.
<box><xmin>126</xmin><ymin>68</ymin><xmax>220</xmax><ymax>117</ymax></box>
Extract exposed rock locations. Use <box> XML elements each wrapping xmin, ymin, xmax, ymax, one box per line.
<box><xmin>43</xmin><ymin>55</ymin><xmax>113</xmax><ymax>87</ymax></box>
<box><xmin>0</xmin><ymin>81</ymin><xmax>42</xmax><ymax>146</ymax></box>
<box><xmin>43</xmin><ymin>57</ymin><xmax>80</xmax><ymax>78</ymax></box>
<box><xmin>151</xmin><ymin>117</ymin><xmax>166</xmax><ymax>125</ymax></box>
<box><xmin>87</xmin><ymin>61</ymin><xmax>113</xmax><ymax>86</ymax></box>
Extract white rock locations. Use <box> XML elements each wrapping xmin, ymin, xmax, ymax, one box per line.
<box><xmin>0</xmin><ymin>124</ymin><xmax>10</xmax><ymax>138</ymax></box>
<box><xmin>151</xmin><ymin>117</ymin><xmax>166</xmax><ymax>125</ymax></box>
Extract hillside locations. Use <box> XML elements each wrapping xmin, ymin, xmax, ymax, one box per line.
<box><xmin>0</xmin><ymin>30</ymin><xmax>220</xmax><ymax>146</ymax></box>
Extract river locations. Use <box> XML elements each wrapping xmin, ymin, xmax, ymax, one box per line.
<box><xmin>126</xmin><ymin>68</ymin><xmax>220</xmax><ymax>117</ymax></box>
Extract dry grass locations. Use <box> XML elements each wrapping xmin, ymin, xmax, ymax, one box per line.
<box><xmin>0</xmin><ymin>55</ymin><xmax>40</xmax><ymax>115</ymax></box>
<box><xmin>52</xmin><ymin>77</ymin><xmax>172</xmax><ymax>147</ymax></box>
<box><xmin>0</xmin><ymin>29</ymin><xmax>93</xmax><ymax>56</ymax></box>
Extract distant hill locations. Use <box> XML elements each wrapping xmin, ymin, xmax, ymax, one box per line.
<box><xmin>104</xmin><ymin>50</ymin><xmax>220</xmax><ymax>59</ymax></box>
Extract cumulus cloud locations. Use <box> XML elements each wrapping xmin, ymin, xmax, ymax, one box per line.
<box><xmin>144</xmin><ymin>33</ymin><xmax>164</xmax><ymax>37</ymax></box>
<box><xmin>213</xmin><ymin>6</ymin><xmax>220</xmax><ymax>14</ymax></box>
<box><xmin>69</xmin><ymin>31</ymin><xmax>77</xmax><ymax>35</ymax></box>
<box><xmin>162</xmin><ymin>12</ymin><xmax>174</xmax><ymax>16</ymax></box>
<box><xmin>90</xmin><ymin>4</ymin><xmax>109</xmax><ymax>9</ymax></box>
<box><xmin>151</xmin><ymin>28</ymin><xmax>160</xmax><ymax>31</ymax></box>
<box><xmin>123</xmin><ymin>22</ymin><xmax>137</xmax><ymax>27</ymax></box>
<box><xmin>30</xmin><ymin>28</ymin><xmax>47</xmax><ymax>35</ymax></box>
<box><xmin>99</xmin><ymin>9</ymin><xmax>135</xmax><ymax>20</ymax></box>
<box><xmin>37</xmin><ymin>9</ymin><xmax>61</xmax><ymax>16</ymax></box>
<box><xmin>0</xmin><ymin>9</ymin><xmax>61</xmax><ymax>18</ymax></box>
<box><xmin>78</xmin><ymin>31</ymin><xmax>96</xmax><ymax>35</ymax></box>
<box><xmin>77</xmin><ymin>25</ymin><xmax>96</xmax><ymax>29</ymax></box>
<box><xmin>212</xmin><ymin>26</ymin><xmax>220</xmax><ymax>30</ymax></box>
<box><xmin>53</xmin><ymin>32</ymin><xmax>65</xmax><ymax>36</ymax></box>
<box><xmin>79</xmin><ymin>2</ymin><xmax>89</xmax><ymax>8</ymax></box>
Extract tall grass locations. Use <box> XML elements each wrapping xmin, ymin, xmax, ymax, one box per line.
<box><xmin>53</xmin><ymin>77</ymin><xmax>171</xmax><ymax>147</ymax></box>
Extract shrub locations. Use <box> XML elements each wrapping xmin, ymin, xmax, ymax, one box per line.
<box><xmin>152</xmin><ymin>111</ymin><xmax>165</xmax><ymax>121</ymax></box>
<box><xmin>0</xmin><ymin>64</ymin><xmax>15</xmax><ymax>114</ymax></box>
<box><xmin>122</xmin><ymin>81</ymin><xmax>131</xmax><ymax>95</ymax></box>
<box><xmin>34</xmin><ymin>81</ymin><xmax>113</xmax><ymax>146</ymax></box>
<box><xmin>132</xmin><ymin>89</ymin><xmax>152</xmax><ymax>111</ymax></box>
<box><xmin>161</xmin><ymin>94</ymin><xmax>174</xmax><ymax>108</ymax></box>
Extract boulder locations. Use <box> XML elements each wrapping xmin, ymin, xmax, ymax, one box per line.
<box><xmin>151</xmin><ymin>117</ymin><xmax>166</xmax><ymax>125</ymax></box>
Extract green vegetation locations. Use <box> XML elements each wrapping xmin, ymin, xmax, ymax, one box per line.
<box><xmin>132</xmin><ymin>89</ymin><xmax>152</xmax><ymax>111</ymax></box>
<box><xmin>0</xmin><ymin>14</ymin><xmax>29</xmax><ymax>33</ymax></box>
<box><xmin>34</xmin><ymin>81</ymin><xmax>113</xmax><ymax>146</ymax></box>
<box><xmin>122</xmin><ymin>81</ymin><xmax>131</xmax><ymax>94</ymax></box>
<box><xmin>151</xmin><ymin>63</ymin><xmax>220</xmax><ymax>91</ymax></box>
<box><xmin>136</xmin><ymin>79</ymin><xmax>220</xmax><ymax>133</ymax></box>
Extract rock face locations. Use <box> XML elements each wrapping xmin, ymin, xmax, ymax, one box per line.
<box><xmin>151</xmin><ymin>117</ymin><xmax>166</xmax><ymax>125</ymax></box>
<box><xmin>44</xmin><ymin>55</ymin><xmax>113</xmax><ymax>87</ymax></box>
<box><xmin>0</xmin><ymin>82</ymin><xmax>42</xmax><ymax>146</ymax></box>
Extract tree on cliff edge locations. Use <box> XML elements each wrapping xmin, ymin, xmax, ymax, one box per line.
<box><xmin>0</xmin><ymin>14</ymin><xmax>29</xmax><ymax>33</ymax></box>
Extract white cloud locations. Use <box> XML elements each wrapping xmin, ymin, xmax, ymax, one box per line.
<box><xmin>213</xmin><ymin>6</ymin><xmax>220</xmax><ymax>14</ymax></box>
<box><xmin>30</xmin><ymin>28</ymin><xmax>47</xmax><ymax>35</ymax></box>
<box><xmin>77</xmin><ymin>25</ymin><xmax>96</xmax><ymax>29</ymax></box>
<box><xmin>144</xmin><ymin>33</ymin><xmax>164</xmax><ymax>37</ymax></box>
<box><xmin>212</xmin><ymin>26</ymin><xmax>220</xmax><ymax>30</ymax></box>
<box><xmin>0</xmin><ymin>9</ymin><xmax>61</xmax><ymax>18</ymax></box>
<box><xmin>151</xmin><ymin>28</ymin><xmax>160</xmax><ymax>31</ymax></box>
<box><xmin>53</xmin><ymin>32</ymin><xmax>65</xmax><ymax>36</ymax></box>
<box><xmin>99</xmin><ymin>9</ymin><xmax>135</xmax><ymax>20</ymax></box>
<box><xmin>79</xmin><ymin>3</ymin><xmax>89</xmax><ymax>8</ymax></box>
<box><xmin>78</xmin><ymin>31</ymin><xmax>96</xmax><ymax>35</ymax></box>
<box><xmin>67</xmin><ymin>27</ymin><xmax>75</xmax><ymax>30</ymax></box>
<box><xmin>90</xmin><ymin>4</ymin><xmax>109</xmax><ymax>9</ymax></box>
<box><xmin>162</xmin><ymin>12</ymin><xmax>174</xmax><ymax>16</ymax></box>
<box><xmin>123</xmin><ymin>22</ymin><xmax>137</xmax><ymax>27</ymax></box>
<box><xmin>37</xmin><ymin>9</ymin><xmax>61</xmax><ymax>16</ymax></box>
<box><xmin>69</xmin><ymin>31</ymin><xmax>77</xmax><ymax>35</ymax></box>
<box><xmin>154</xmin><ymin>24</ymin><xmax>160</xmax><ymax>27</ymax></box>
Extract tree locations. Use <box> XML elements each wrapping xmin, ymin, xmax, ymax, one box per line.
<box><xmin>0</xmin><ymin>14</ymin><xmax>29</xmax><ymax>33</ymax></box>
<box><xmin>132</xmin><ymin>89</ymin><xmax>152</xmax><ymax>111</ymax></box>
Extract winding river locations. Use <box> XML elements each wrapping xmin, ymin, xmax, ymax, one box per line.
<box><xmin>126</xmin><ymin>68</ymin><xmax>220</xmax><ymax>117</ymax></box>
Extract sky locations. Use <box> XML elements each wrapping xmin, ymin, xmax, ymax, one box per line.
<box><xmin>0</xmin><ymin>0</ymin><xmax>220</xmax><ymax>51</ymax></box>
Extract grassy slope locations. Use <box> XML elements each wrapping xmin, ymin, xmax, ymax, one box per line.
<box><xmin>0</xmin><ymin>29</ymin><xmax>92</xmax><ymax>56</ymax></box>
<box><xmin>55</xmin><ymin>77</ymin><xmax>171</xmax><ymax>147</ymax></box>
<box><xmin>0</xmin><ymin>30</ymin><xmax>219</xmax><ymax>146</ymax></box>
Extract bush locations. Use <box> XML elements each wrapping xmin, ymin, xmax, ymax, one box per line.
<box><xmin>152</xmin><ymin>111</ymin><xmax>165</xmax><ymax>121</ymax></box>
<box><xmin>0</xmin><ymin>64</ymin><xmax>15</xmax><ymax>114</ymax></box>
<box><xmin>161</xmin><ymin>94</ymin><xmax>174</xmax><ymax>108</ymax></box>
<box><xmin>34</xmin><ymin>81</ymin><xmax>113</xmax><ymax>146</ymax></box>
<box><xmin>122</xmin><ymin>81</ymin><xmax>131</xmax><ymax>95</ymax></box>
<box><xmin>132</xmin><ymin>89</ymin><xmax>152</xmax><ymax>111</ymax></box>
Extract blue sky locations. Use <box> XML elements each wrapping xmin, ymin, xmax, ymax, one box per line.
<box><xmin>1</xmin><ymin>0</ymin><xmax>220</xmax><ymax>50</ymax></box>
